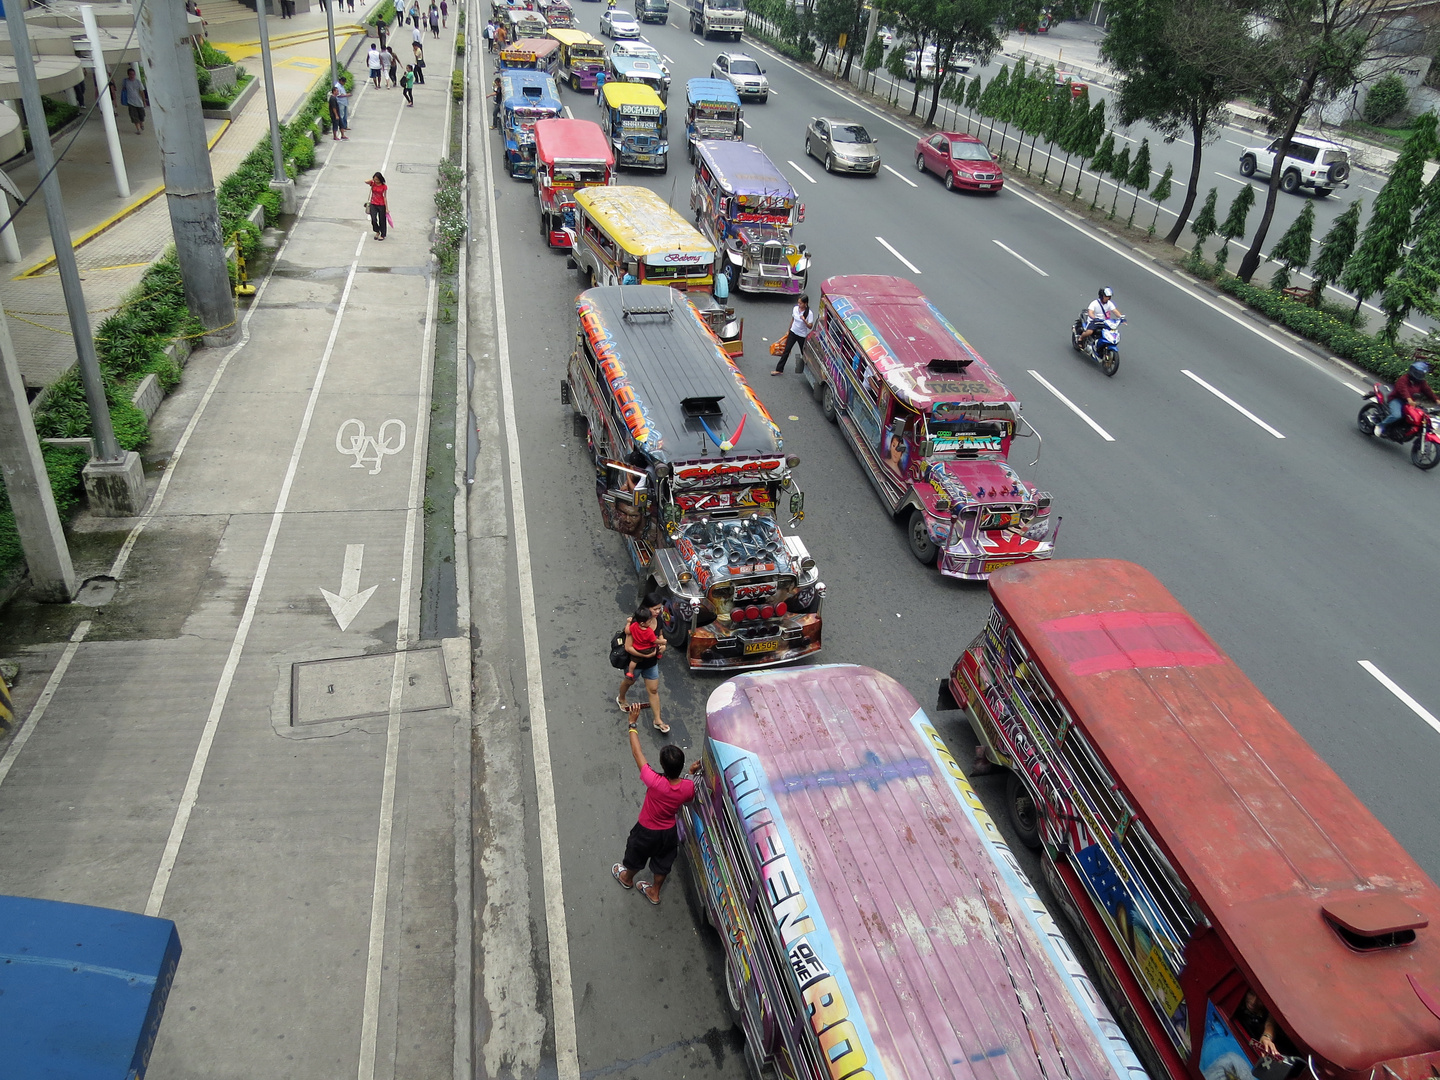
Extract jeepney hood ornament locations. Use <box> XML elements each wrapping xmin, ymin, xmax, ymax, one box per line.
<box><xmin>678</xmin><ymin>514</ymin><xmax>792</xmax><ymax>578</ymax></box>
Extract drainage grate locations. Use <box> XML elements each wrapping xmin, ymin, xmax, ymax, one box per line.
<box><xmin>395</xmin><ymin>162</ymin><xmax>439</xmax><ymax>174</ymax></box>
<box><xmin>290</xmin><ymin>648</ymin><xmax>452</xmax><ymax>726</ymax></box>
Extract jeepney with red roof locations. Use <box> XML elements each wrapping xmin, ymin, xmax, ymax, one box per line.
<box><xmin>945</xmin><ymin>559</ymin><xmax>1440</xmax><ymax>1080</ymax></box>
<box><xmin>532</xmin><ymin>118</ymin><xmax>614</xmax><ymax>249</ymax></box>
<box><xmin>801</xmin><ymin>274</ymin><xmax>1054</xmax><ymax>579</ymax></box>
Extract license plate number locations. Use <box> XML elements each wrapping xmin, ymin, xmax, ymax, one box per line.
<box><xmin>743</xmin><ymin>639</ymin><xmax>780</xmax><ymax>655</ymax></box>
<box><xmin>983</xmin><ymin>560</ymin><xmax>1014</xmax><ymax>573</ymax></box>
<box><xmin>979</xmin><ymin>184</ymin><xmax>992</xmax><ymax>189</ymax></box>
<box><xmin>634</xmin><ymin>154</ymin><xmax>652</xmax><ymax>162</ymax></box>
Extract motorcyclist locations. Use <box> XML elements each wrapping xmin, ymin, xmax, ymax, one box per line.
<box><xmin>1376</xmin><ymin>360</ymin><xmax>1440</xmax><ymax>437</ymax></box>
<box><xmin>1078</xmin><ymin>286</ymin><xmax>1122</xmax><ymax>347</ymax></box>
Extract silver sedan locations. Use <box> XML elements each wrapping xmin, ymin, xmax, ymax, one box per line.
<box><xmin>804</xmin><ymin>117</ymin><xmax>881</xmax><ymax>175</ymax></box>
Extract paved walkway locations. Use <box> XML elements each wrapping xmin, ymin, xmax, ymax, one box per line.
<box><xmin>0</xmin><ymin>7</ymin><xmax>467</xmax><ymax>1077</ymax></box>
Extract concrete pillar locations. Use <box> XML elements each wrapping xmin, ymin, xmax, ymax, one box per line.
<box><xmin>134</xmin><ymin>0</ymin><xmax>238</xmax><ymax>345</ymax></box>
<box><xmin>0</xmin><ymin>191</ymin><xmax>22</xmax><ymax>264</ymax></box>
<box><xmin>82</xmin><ymin>4</ymin><xmax>132</xmax><ymax>199</ymax></box>
<box><xmin>0</xmin><ymin>312</ymin><xmax>75</xmax><ymax>603</ymax></box>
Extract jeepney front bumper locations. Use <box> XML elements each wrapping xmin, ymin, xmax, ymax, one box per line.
<box><xmin>686</xmin><ymin>610</ymin><xmax>822</xmax><ymax>670</ymax></box>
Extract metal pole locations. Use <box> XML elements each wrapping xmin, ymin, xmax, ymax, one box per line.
<box><xmin>325</xmin><ymin>0</ymin><xmax>339</xmax><ymax>88</ymax></box>
<box><xmin>8</xmin><ymin>6</ymin><xmax>123</xmax><ymax>462</ymax></box>
<box><xmin>254</xmin><ymin>0</ymin><xmax>286</xmax><ymax>184</ymax></box>
<box><xmin>134</xmin><ymin>0</ymin><xmax>236</xmax><ymax>342</ymax></box>
<box><xmin>81</xmin><ymin>4</ymin><xmax>131</xmax><ymax>199</ymax></box>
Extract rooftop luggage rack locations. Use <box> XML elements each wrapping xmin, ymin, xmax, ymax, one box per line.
<box><xmin>928</xmin><ymin>357</ymin><xmax>974</xmax><ymax>373</ymax></box>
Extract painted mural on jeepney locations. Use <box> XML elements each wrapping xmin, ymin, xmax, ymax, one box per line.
<box><xmin>960</xmin><ymin>618</ymin><xmax>1192</xmax><ymax>1057</ymax></box>
<box><xmin>674</xmin><ymin>483</ymin><xmax>772</xmax><ymax>513</ymax></box>
<box><xmin>577</xmin><ymin>294</ymin><xmax>661</xmax><ymax>453</ymax></box>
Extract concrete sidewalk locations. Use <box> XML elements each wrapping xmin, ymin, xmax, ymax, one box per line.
<box><xmin>0</xmin><ymin>8</ymin><xmax>468</xmax><ymax>1077</ymax></box>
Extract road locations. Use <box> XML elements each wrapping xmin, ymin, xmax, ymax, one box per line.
<box><xmin>468</xmin><ymin>6</ymin><xmax>1440</xmax><ymax>1079</ymax></box>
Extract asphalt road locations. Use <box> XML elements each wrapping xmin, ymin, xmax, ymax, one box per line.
<box><xmin>471</xmin><ymin>7</ymin><xmax>1440</xmax><ymax>1078</ymax></box>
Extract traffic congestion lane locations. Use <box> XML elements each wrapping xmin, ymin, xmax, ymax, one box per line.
<box><xmin>546</xmin><ymin>4</ymin><xmax>1440</xmax><ymax>878</ymax></box>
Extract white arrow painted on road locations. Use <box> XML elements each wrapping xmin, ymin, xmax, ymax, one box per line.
<box><xmin>321</xmin><ymin>544</ymin><xmax>378</xmax><ymax>631</ymax></box>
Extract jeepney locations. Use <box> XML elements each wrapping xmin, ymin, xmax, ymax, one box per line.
<box><xmin>563</xmin><ymin>285</ymin><xmax>822</xmax><ymax>669</ymax></box>
<box><xmin>499</xmin><ymin>36</ymin><xmax>561</xmax><ymax>77</ymax></box>
<box><xmin>802</xmin><ymin>274</ymin><xmax>1055</xmax><ymax>579</ymax></box>
<box><xmin>505</xmin><ymin>7</ymin><xmax>548</xmax><ymax>39</ymax></box>
<box><xmin>691</xmin><ymin>141</ymin><xmax>809</xmax><ymax>296</ymax></box>
<box><xmin>601</xmin><ymin>82</ymin><xmax>668</xmax><ymax>172</ymax></box>
<box><xmin>547</xmin><ymin>27</ymin><xmax>605</xmax><ymax>91</ymax></box>
<box><xmin>545</xmin><ymin>0</ymin><xmax>573</xmax><ymax>26</ymax></box>
<box><xmin>607</xmin><ymin>50</ymin><xmax>669</xmax><ymax>102</ymax></box>
<box><xmin>684</xmin><ymin>77</ymin><xmax>742</xmax><ymax>161</ymax></box>
<box><xmin>500</xmin><ymin>70</ymin><xmax>563</xmax><ymax>178</ymax></box>
<box><xmin>568</xmin><ymin>185</ymin><xmax>714</xmax><ymax>291</ymax></box>
<box><xmin>533</xmin><ymin>117</ymin><xmax>614</xmax><ymax>249</ymax></box>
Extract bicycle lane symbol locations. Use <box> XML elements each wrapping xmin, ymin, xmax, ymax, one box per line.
<box><xmin>336</xmin><ymin>418</ymin><xmax>407</xmax><ymax>475</ymax></box>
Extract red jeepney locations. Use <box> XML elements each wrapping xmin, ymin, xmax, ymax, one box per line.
<box><xmin>532</xmin><ymin>118</ymin><xmax>614</xmax><ymax>250</ymax></box>
<box><xmin>945</xmin><ymin>559</ymin><xmax>1440</xmax><ymax>1080</ymax></box>
<box><xmin>801</xmin><ymin>275</ymin><xmax>1054</xmax><ymax>579</ymax></box>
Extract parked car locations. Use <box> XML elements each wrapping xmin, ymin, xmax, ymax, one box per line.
<box><xmin>1053</xmin><ymin>71</ymin><xmax>1085</xmax><ymax>97</ymax></box>
<box><xmin>1239</xmin><ymin>134</ymin><xmax>1351</xmax><ymax>196</ymax></box>
<box><xmin>805</xmin><ymin>117</ymin><xmax>880</xmax><ymax>175</ymax></box>
<box><xmin>711</xmin><ymin>51</ymin><xmax>768</xmax><ymax>101</ymax></box>
<box><xmin>599</xmin><ymin>7</ymin><xmax>641</xmax><ymax>37</ymax></box>
<box><xmin>914</xmin><ymin>131</ymin><xmax>1003</xmax><ymax>193</ymax></box>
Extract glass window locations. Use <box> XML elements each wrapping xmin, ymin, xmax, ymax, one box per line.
<box><xmin>832</xmin><ymin>124</ymin><xmax>871</xmax><ymax>143</ymax></box>
<box><xmin>730</xmin><ymin>59</ymin><xmax>762</xmax><ymax>76</ymax></box>
<box><xmin>951</xmin><ymin>142</ymin><xmax>993</xmax><ymax>162</ymax></box>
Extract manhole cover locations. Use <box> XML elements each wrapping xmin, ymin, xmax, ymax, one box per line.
<box><xmin>290</xmin><ymin>649</ymin><xmax>452</xmax><ymax>726</ymax></box>
<box><xmin>395</xmin><ymin>162</ymin><xmax>439</xmax><ymax>174</ymax></box>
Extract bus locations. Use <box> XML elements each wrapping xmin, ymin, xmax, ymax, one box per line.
<box><xmin>945</xmin><ymin>558</ymin><xmax>1440</xmax><ymax>1080</ymax></box>
<box><xmin>683</xmin><ymin>663</ymin><xmax>1148</xmax><ymax>1080</ymax></box>
<box><xmin>547</xmin><ymin>27</ymin><xmax>605</xmax><ymax>92</ymax></box>
<box><xmin>563</xmin><ymin>285</ymin><xmax>823</xmax><ymax>668</ymax></box>
<box><xmin>568</xmin><ymin>185</ymin><xmax>714</xmax><ymax>292</ymax></box>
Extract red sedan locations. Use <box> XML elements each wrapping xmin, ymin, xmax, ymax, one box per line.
<box><xmin>914</xmin><ymin>132</ymin><xmax>1004</xmax><ymax>193</ymax></box>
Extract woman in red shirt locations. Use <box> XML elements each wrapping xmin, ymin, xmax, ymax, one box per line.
<box><xmin>611</xmin><ymin>721</ymin><xmax>700</xmax><ymax>905</ymax></box>
<box><xmin>365</xmin><ymin>172</ymin><xmax>388</xmax><ymax>240</ymax></box>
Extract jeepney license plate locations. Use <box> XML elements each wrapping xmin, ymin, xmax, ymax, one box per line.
<box><xmin>743</xmin><ymin>639</ymin><xmax>780</xmax><ymax>654</ymax></box>
<box><xmin>983</xmin><ymin>560</ymin><xmax>1014</xmax><ymax>573</ymax></box>
<box><xmin>635</xmin><ymin>154</ymin><xmax>652</xmax><ymax>162</ymax></box>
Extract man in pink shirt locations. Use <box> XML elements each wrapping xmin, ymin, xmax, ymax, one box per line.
<box><xmin>611</xmin><ymin>720</ymin><xmax>700</xmax><ymax>905</ymax></box>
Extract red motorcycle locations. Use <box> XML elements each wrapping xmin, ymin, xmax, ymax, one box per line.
<box><xmin>1358</xmin><ymin>384</ymin><xmax>1440</xmax><ymax>470</ymax></box>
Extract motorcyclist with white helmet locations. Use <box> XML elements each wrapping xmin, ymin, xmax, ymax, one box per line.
<box><xmin>1078</xmin><ymin>286</ymin><xmax>1122</xmax><ymax>347</ymax></box>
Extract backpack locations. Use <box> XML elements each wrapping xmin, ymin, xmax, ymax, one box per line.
<box><xmin>608</xmin><ymin>623</ymin><xmax>630</xmax><ymax>669</ymax></box>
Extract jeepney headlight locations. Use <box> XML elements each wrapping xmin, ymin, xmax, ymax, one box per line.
<box><xmin>786</xmin><ymin>454</ymin><xmax>800</xmax><ymax>468</ymax></box>
<box><xmin>723</xmin><ymin>318</ymin><xmax>740</xmax><ymax>338</ymax></box>
<box><xmin>678</xmin><ymin>570</ymin><xmax>692</xmax><ymax>583</ymax></box>
<box><xmin>800</xmin><ymin>557</ymin><xmax>816</xmax><ymax>572</ymax></box>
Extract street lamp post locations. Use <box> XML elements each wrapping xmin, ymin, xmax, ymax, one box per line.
<box><xmin>254</xmin><ymin>0</ymin><xmax>296</xmax><ymax>212</ymax></box>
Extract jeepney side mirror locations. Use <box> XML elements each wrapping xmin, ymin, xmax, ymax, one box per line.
<box><xmin>923</xmin><ymin>438</ymin><xmax>936</xmax><ymax>456</ymax></box>
<box><xmin>797</xmin><ymin>205</ymin><xmax>806</xmax><ymax>223</ymax></box>
<box><xmin>890</xmin><ymin>418</ymin><xmax>906</xmax><ymax>438</ymax></box>
<box><xmin>789</xmin><ymin>490</ymin><xmax>805</xmax><ymax>522</ymax></box>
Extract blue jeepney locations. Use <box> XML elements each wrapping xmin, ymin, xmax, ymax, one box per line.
<box><xmin>690</xmin><ymin>140</ymin><xmax>810</xmax><ymax>294</ymax></box>
<box><xmin>501</xmin><ymin>70</ymin><xmax>563</xmax><ymax>178</ymax></box>
<box><xmin>608</xmin><ymin>50</ymin><xmax>669</xmax><ymax>102</ymax></box>
<box><xmin>684</xmin><ymin>77</ymin><xmax>742</xmax><ymax>162</ymax></box>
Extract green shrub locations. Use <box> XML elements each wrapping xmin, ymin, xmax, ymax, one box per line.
<box><xmin>432</xmin><ymin>158</ymin><xmax>466</xmax><ymax>271</ymax></box>
<box><xmin>456</xmin><ymin>31</ymin><xmax>465</xmax><ymax>54</ymax></box>
<box><xmin>451</xmin><ymin>68</ymin><xmax>464</xmax><ymax>101</ymax></box>
<box><xmin>1363</xmin><ymin>74</ymin><xmax>1409</xmax><ymax>126</ymax></box>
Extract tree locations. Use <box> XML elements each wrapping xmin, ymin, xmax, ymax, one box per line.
<box><xmin>1108</xmin><ymin>145</ymin><xmax>1132</xmax><ymax>218</ymax></box>
<box><xmin>1102</xmin><ymin>0</ymin><xmax>1262</xmax><ymax>246</ymax></box>
<box><xmin>1381</xmin><ymin>208</ymin><xmax>1440</xmax><ymax>339</ymax></box>
<box><xmin>1269</xmin><ymin>201</ymin><xmax>1316</xmax><ymax>290</ymax></box>
<box><xmin>1041</xmin><ymin>84</ymin><xmax>1075</xmax><ymax>184</ymax></box>
<box><xmin>879</xmin><ymin>0</ymin><xmax>1017</xmax><ymax>127</ymax></box>
<box><xmin>964</xmin><ymin>73</ymin><xmax>983</xmax><ymax>134</ymax></box>
<box><xmin>1189</xmin><ymin>186</ymin><xmax>1219</xmax><ymax>268</ymax></box>
<box><xmin>998</xmin><ymin>56</ymin><xmax>1027</xmax><ymax>159</ymax></box>
<box><xmin>1342</xmin><ymin>113</ymin><xmax>1439</xmax><ymax>318</ymax></box>
<box><xmin>1213</xmin><ymin>184</ymin><xmax>1255</xmax><ymax>272</ymax></box>
<box><xmin>1364</xmin><ymin>72</ymin><xmax>1410</xmax><ymax>126</ymax></box>
<box><xmin>978</xmin><ymin>65</ymin><xmax>1009</xmax><ymax>146</ymax></box>
<box><xmin>1088</xmin><ymin>131</ymin><xmax>1116</xmax><ymax>211</ymax></box>
<box><xmin>1310</xmin><ymin>199</ymin><xmax>1363</xmax><ymax>303</ymax></box>
<box><xmin>861</xmin><ymin>33</ymin><xmax>885</xmax><ymax>94</ymax></box>
<box><xmin>1020</xmin><ymin>68</ymin><xmax>1054</xmax><ymax>174</ymax></box>
<box><xmin>1057</xmin><ymin>89</ymin><xmax>1097</xmax><ymax>195</ymax></box>
<box><xmin>1126</xmin><ymin>138</ymin><xmax>1152</xmax><ymax>227</ymax></box>
<box><xmin>1148</xmin><ymin>163</ymin><xmax>1175</xmax><ymax>237</ymax></box>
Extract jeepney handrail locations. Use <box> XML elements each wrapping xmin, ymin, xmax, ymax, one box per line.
<box><xmin>1016</xmin><ymin>413</ymin><xmax>1042</xmax><ymax>468</ymax></box>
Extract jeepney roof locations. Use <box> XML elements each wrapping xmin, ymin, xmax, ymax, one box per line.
<box><xmin>989</xmin><ymin>559</ymin><xmax>1440</xmax><ymax>1075</ymax></box>
<box><xmin>602</xmin><ymin>81</ymin><xmax>665</xmax><ymax>109</ymax></box>
<box><xmin>610</xmin><ymin>54</ymin><xmax>664</xmax><ymax>77</ymax></box>
<box><xmin>819</xmin><ymin>274</ymin><xmax>1016</xmax><ymax>413</ymax></box>
<box><xmin>694</xmin><ymin>141</ymin><xmax>794</xmax><ymax>201</ymax></box>
<box><xmin>703</xmin><ymin>665</ymin><xmax>1144</xmax><ymax>1080</ymax></box>
<box><xmin>500</xmin><ymin>70</ymin><xmax>562</xmax><ymax>110</ymax></box>
<box><xmin>687</xmin><ymin>76</ymin><xmax>741</xmax><ymax>106</ymax></box>
<box><xmin>573</xmin><ymin>186</ymin><xmax>713</xmax><ymax>259</ymax></box>
<box><xmin>504</xmin><ymin>36</ymin><xmax>559</xmax><ymax>56</ymax></box>
<box><xmin>533</xmin><ymin>117</ymin><xmax>614</xmax><ymax>166</ymax></box>
<box><xmin>546</xmin><ymin>27</ymin><xmax>599</xmax><ymax>45</ymax></box>
<box><xmin>576</xmin><ymin>285</ymin><xmax>780</xmax><ymax>462</ymax></box>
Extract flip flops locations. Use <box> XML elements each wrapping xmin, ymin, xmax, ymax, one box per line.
<box><xmin>653</xmin><ymin>719</ymin><xmax>670</xmax><ymax>734</ymax></box>
<box><xmin>636</xmin><ymin>880</ymin><xmax>661</xmax><ymax>905</ymax></box>
<box><xmin>611</xmin><ymin>863</ymin><xmax>633</xmax><ymax>889</ymax></box>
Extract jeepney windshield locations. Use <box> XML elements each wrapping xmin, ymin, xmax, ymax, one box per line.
<box><xmin>554</xmin><ymin>165</ymin><xmax>607</xmax><ymax>184</ymax></box>
<box><xmin>736</xmin><ymin>221</ymin><xmax>790</xmax><ymax>242</ymax></box>
<box><xmin>928</xmin><ymin>417</ymin><xmax>1012</xmax><ymax>455</ymax></box>
<box><xmin>695</xmin><ymin>103</ymin><xmax>738</xmax><ymax>119</ymax></box>
<box><xmin>571</xmin><ymin>44</ymin><xmax>604</xmax><ymax>61</ymax></box>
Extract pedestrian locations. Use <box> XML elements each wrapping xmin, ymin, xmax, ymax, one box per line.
<box><xmin>281</xmin><ymin>0</ymin><xmax>295</xmax><ymax>18</ymax></box>
<box><xmin>594</xmin><ymin>66</ymin><xmax>606</xmax><ymax>106</ymax></box>
<box><xmin>333</xmin><ymin>80</ymin><xmax>351</xmax><ymax>132</ymax></box>
<box><xmin>440</xmin><ymin>0</ymin><xmax>448</xmax><ymax>27</ymax></box>
<box><xmin>327</xmin><ymin>86</ymin><xmax>349</xmax><ymax>139</ymax></box>
<box><xmin>409</xmin><ymin>1</ymin><xmax>420</xmax><ymax>26</ymax></box>
<box><xmin>412</xmin><ymin>47</ymin><xmax>426</xmax><ymax>84</ymax></box>
<box><xmin>484</xmin><ymin>19</ymin><xmax>494</xmax><ymax>51</ymax></box>
<box><xmin>401</xmin><ymin>64</ymin><xmax>416</xmax><ymax>106</ymax></box>
<box><xmin>379</xmin><ymin>46</ymin><xmax>392</xmax><ymax>87</ymax></box>
<box><xmin>490</xmin><ymin>73</ymin><xmax>502</xmax><ymax>127</ymax></box>
<box><xmin>773</xmin><ymin>293</ymin><xmax>815</xmax><ymax>374</ymax></box>
<box><xmin>378</xmin><ymin>21</ymin><xmax>388</xmax><ymax>49</ymax></box>
<box><xmin>412</xmin><ymin>21</ymin><xmax>423</xmax><ymax>48</ymax></box>
<box><xmin>389</xmin><ymin>47</ymin><xmax>405</xmax><ymax>87</ymax></box>
<box><xmin>366</xmin><ymin>172</ymin><xmax>388</xmax><ymax>240</ymax></box>
<box><xmin>617</xmin><ymin>599</ymin><xmax>668</xmax><ymax>733</ymax></box>
<box><xmin>610</xmin><ymin>720</ymin><xmax>700</xmax><ymax>906</ymax></box>
<box><xmin>429</xmin><ymin>3</ymin><xmax>440</xmax><ymax>37</ymax></box>
<box><xmin>345</xmin><ymin>0</ymin><xmax>354</xmax><ymax>12</ymax></box>
<box><xmin>75</xmin><ymin>76</ymin><xmax>86</xmax><ymax>108</ymax></box>
<box><xmin>367</xmin><ymin>43</ymin><xmax>382</xmax><ymax>87</ymax></box>
<box><xmin>119</xmin><ymin>66</ymin><xmax>147</xmax><ymax>134</ymax></box>
<box><xmin>494</xmin><ymin>23</ymin><xmax>507</xmax><ymax>50</ymax></box>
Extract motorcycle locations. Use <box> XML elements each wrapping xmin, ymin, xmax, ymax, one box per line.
<box><xmin>1070</xmin><ymin>313</ymin><xmax>1124</xmax><ymax>377</ymax></box>
<box><xmin>1357</xmin><ymin>384</ymin><xmax>1440</xmax><ymax>470</ymax></box>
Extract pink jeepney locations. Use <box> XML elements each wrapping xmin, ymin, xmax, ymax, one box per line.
<box><xmin>802</xmin><ymin>275</ymin><xmax>1055</xmax><ymax>580</ymax></box>
<box><xmin>532</xmin><ymin>118</ymin><xmax>614</xmax><ymax>249</ymax></box>
<box><xmin>682</xmin><ymin>664</ymin><xmax>1148</xmax><ymax>1080</ymax></box>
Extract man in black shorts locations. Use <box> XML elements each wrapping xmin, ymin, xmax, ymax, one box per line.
<box><xmin>611</xmin><ymin>717</ymin><xmax>700</xmax><ymax>905</ymax></box>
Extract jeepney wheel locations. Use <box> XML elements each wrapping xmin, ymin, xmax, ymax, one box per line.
<box><xmin>1006</xmin><ymin>771</ymin><xmax>1042</xmax><ymax>850</ymax></box>
<box><xmin>906</xmin><ymin>509</ymin><xmax>937</xmax><ymax>565</ymax></box>
<box><xmin>820</xmin><ymin>383</ymin><xmax>837</xmax><ymax>423</ymax></box>
<box><xmin>658</xmin><ymin>597</ymin><xmax>690</xmax><ymax>648</ymax></box>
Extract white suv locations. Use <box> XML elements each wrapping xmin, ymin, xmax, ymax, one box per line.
<box><xmin>711</xmin><ymin>52</ymin><xmax>768</xmax><ymax>101</ymax></box>
<box><xmin>1239</xmin><ymin>135</ymin><xmax>1351</xmax><ymax>196</ymax></box>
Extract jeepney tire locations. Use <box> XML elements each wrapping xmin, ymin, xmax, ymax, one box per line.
<box><xmin>820</xmin><ymin>383</ymin><xmax>837</xmax><ymax>423</ymax></box>
<box><xmin>1006</xmin><ymin>771</ymin><xmax>1043</xmax><ymax>850</ymax></box>
<box><xmin>659</xmin><ymin>598</ymin><xmax>690</xmax><ymax>648</ymax></box>
<box><xmin>683</xmin><ymin>848</ymin><xmax>715</xmax><ymax>930</ymax></box>
<box><xmin>907</xmin><ymin>509</ymin><xmax>937</xmax><ymax>565</ymax></box>
<box><xmin>936</xmin><ymin>681</ymin><xmax>960</xmax><ymax>712</ymax></box>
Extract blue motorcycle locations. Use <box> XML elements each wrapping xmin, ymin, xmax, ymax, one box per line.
<box><xmin>1070</xmin><ymin>313</ymin><xmax>1125</xmax><ymax>377</ymax></box>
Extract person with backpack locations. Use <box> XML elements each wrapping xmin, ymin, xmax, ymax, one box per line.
<box><xmin>401</xmin><ymin>64</ymin><xmax>416</xmax><ymax>106</ymax></box>
<box><xmin>616</xmin><ymin>596</ymin><xmax>668</xmax><ymax>733</ymax></box>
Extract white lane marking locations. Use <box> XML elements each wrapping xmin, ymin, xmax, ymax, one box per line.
<box><xmin>1181</xmin><ymin>369</ymin><xmax>1286</xmax><ymax>438</ymax></box>
<box><xmin>0</xmin><ymin>621</ymin><xmax>90</xmax><ymax>790</ymax></box>
<box><xmin>321</xmin><ymin>544</ymin><xmax>380</xmax><ymax>630</ymax></box>
<box><xmin>1215</xmin><ymin>171</ymin><xmax>1247</xmax><ymax>185</ymax></box>
<box><xmin>1028</xmin><ymin>370</ymin><xmax>1116</xmax><ymax>441</ymax></box>
<box><xmin>883</xmin><ymin>163</ymin><xmax>917</xmax><ymax>187</ymax></box>
<box><xmin>563</xmin><ymin>105</ymin><xmax>573</xmax><ymax>118</ymax></box>
<box><xmin>741</xmin><ymin>118</ymin><xmax>751</xmax><ymax>129</ymax></box>
<box><xmin>662</xmin><ymin>53</ymin><xmax>673</xmax><ymax>63</ymax></box>
<box><xmin>483</xmin><ymin>51</ymin><xmax>582</xmax><ymax>1080</ymax></box>
<box><xmin>1346</xmin><ymin>383</ymin><xmax>1367</xmax><ymax>394</ymax></box>
<box><xmin>1359</xmin><ymin>661</ymin><xmax>1440</xmax><ymax>736</ymax></box>
<box><xmin>787</xmin><ymin>159</ymin><xmax>817</xmax><ymax>184</ymax></box>
<box><xmin>876</xmin><ymin>235</ymin><xmax>920</xmax><ymax>273</ymax></box>
<box><xmin>1225</xmin><ymin>138</ymin><xmax>1250</xmax><ymax>148</ymax></box>
<box><xmin>693</xmin><ymin>37</ymin><xmax>706</xmax><ymax>46</ymax></box>
<box><xmin>993</xmin><ymin>240</ymin><xmax>1049</xmax><ymax>276</ymax></box>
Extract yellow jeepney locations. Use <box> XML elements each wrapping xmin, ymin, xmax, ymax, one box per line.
<box><xmin>547</xmin><ymin>28</ymin><xmax>606</xmax><ymax>92</ymax></box>
<box><xmin>567</xmin><ymin>185</ymin><xmax>714</xmax><ymax>292</ymax></box>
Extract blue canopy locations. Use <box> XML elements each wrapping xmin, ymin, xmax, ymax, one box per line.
<box><xmin>686</xmin><ymin>77</ymin><xmax>740</xmax><ymax>108</ymax></box>
<box><xmin>501</xmin><ymin>69</ymin><xmax>563</xmax><ymax>113</ymax></box>
<box><xmin>0</xmin><ymin>895</ymin><xmax>182</xmax><ymax>1079</ymax></box>
<box><xmin>693</xmin><ymin>141</ymin><xmax>795</xmax><ymax>201</ymax></box>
